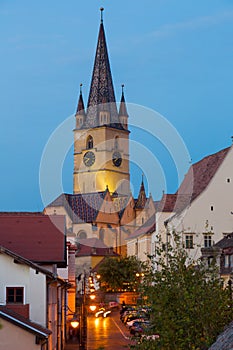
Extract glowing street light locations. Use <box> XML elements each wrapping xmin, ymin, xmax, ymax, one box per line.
<box><xmin>70</xmin><ymin>317</ymin><xmax>79</xmax><ymax>329</ymax></box>
<box><xmin>89</xmin><ymin>305</ymin><xmax>97</xmax><ymax>312</ymax></box>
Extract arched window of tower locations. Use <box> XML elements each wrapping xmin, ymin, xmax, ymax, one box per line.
<box><xmin>86</xmin><ymin>135</ymin><xmax>93</xmax><ymax>149</ymax></box>
<box><xmin>77</xmin><ymin>230</ymin><xmax>87</xmax><ymax>239</ymax></box>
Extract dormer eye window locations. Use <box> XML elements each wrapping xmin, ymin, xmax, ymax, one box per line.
<box><xmin>86</xmin><ymin>135</ymin><xmax>93</xmax><ymax>149</ymax></box>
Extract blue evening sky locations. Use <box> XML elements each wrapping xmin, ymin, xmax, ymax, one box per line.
<box><xmin>0</xmin><ymin>0</ymin><xmax>233</xmax><ymax>210</ymax></box>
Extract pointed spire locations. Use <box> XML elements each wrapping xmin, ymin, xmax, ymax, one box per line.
<box><xmin>76</xmin><ymin>83</ymin><xmax>85</xmax><ymax>115</ymax></box>
<box><xmin>119</xmin><ymin>84</ymin><xmax>128</xmax><ymax>117</ymax></box>
<box><xmin>136</xmin><ymin>174</ymin><xmax>147</xmax><ymax>209</ymax></box>
<box><xmin>85</xmin><ymin>10</ymin><xmax>119</xmax><ymax>128</ymax></box>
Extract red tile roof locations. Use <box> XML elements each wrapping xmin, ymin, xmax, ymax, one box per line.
<box><xmin>157</xmin><ymin>147</ymin><xmax>231</xmax><ymax>215</ymax></box>
<box><xmin>177</xmin><ymin>147</ymin><xmax>230</xmax><ymax>202</ymax></box>
<box><xmin>0</xmin><ymin>306</ymin><xmax>51</xmax><ymax>338</ymax></box>
<box><xmin>76</xmin><ymin>238</ymin><xmax>119</xmax><ymax>257</ymax></box>
<box><xmin>0</xmin><ymin>214</ymin><xmax>66</xmax><ymax>267</ymax></box>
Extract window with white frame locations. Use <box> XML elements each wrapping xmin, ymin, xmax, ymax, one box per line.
<box><xmin>185</xmin><ymin>235</ymin><xmax>194</xmax><ymax>249</ymax></box>
<box><xmin>204</xmin><ymin>235</ymin><xmax>212</xmax><ymax>248</ymax></box>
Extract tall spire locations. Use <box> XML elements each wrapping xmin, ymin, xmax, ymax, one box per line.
<box><xmin>84</xmin><ymin>8</ymin><xmax>119</xmax><ymax>128</ymax></box>
<box><xmin>136</xmin><ymin>175</ymin><xmax>147</xmax><ymax>209</ymax></box>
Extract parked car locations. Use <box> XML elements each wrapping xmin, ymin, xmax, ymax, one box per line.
<box><xmin>130</xmin><ymin>320</ymin><xmax>151</xmax><ymax>336</ymax></box>
<box><xmin>127</xmin><ymin>318</ymin><xmax>148</xmax><ymax>329</ymax></box>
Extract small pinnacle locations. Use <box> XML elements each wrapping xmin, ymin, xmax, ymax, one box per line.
<box><xmin>100</xmin><ymin>7</ymin><xmax>104</xmax><ymax>23</ymax></box>
<box><xmin>80</xmin><ymin>83</ymin><xmax>83</xmax><ymax>94</ymax></box>
<box><xmin>121</xmin><ymin>84</ymin><xmax>125</xmax><ymax>94</ymax></box>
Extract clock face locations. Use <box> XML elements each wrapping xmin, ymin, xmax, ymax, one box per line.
<box><xmin>112</xmin><ymin>151</ymin><xmax>122</xmax><ymax>167</ymax></box>
<box><xmin>83</xmin><ymin>151</ymin><xmax>95</xmax><ymax>167</ymax></box>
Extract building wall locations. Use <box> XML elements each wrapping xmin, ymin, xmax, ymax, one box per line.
<box><xmin>0</xmin><ymin>254</ymin><xmax>46</xmax><ymax>326</ymax></box>
<box><xmin>0</xmin><ymin>318</ymin><xmax>44</xmax><ymax>350</ymax></box>
<box><xmin>127</xmin><ymin>234</ymin><xmax>152</xmax><ymax>262</ymax></box>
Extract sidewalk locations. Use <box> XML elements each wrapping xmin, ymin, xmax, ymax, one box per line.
<box><xmin>64</xmin><ymin>338</ymin><xmax>80</xmax><ymax>350</ymax></box>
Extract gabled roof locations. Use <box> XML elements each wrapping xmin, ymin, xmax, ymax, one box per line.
<box><xmin>159</xmin><ymin>147</ymin><xmax>231</xmax><ymax>217</ymax></box>
<box><xmin>112</xmin><ymin>194</ymin><xmax>133</xmax><ymax>219</ymax></box>
<box><xmin>177</xmin><ymin>147</ymin><xmax>230</xmax><ymax>203</ymax></box>
<box><xmin>0</xmin><ymin>214</ymin><xmax>66</xmax><ymax>267</ymax></box>
<box><xmin>0</xmin><ymin>306</ymin><xmax>51</xmax><ymax>338</ymax></box>
<box><xmin>76</xmin><ymin>238</ymin><xmax>119</xmax><ymax>257</ymax></box>
<box><xmin>215</xmin><ymin>233</ymin><xmax>233</xmax><ymax>249</ymax></box>
<box><xmin>126</xmin><ymin>215</ymin><xmax>156</xmax><ymax>240</ymax></box>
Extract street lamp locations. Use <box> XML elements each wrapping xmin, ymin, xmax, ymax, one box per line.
<box><xmin>70</xmin><ymin>317</ymin><xmax>80</xmax><ymax>329</ymax></box>
<box><xmin>89</xmin><ymin>305</ymin><xmax>97</xmax><ymax>312</ymax></box>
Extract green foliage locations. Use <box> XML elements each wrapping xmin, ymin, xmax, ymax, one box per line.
<box><xmin>132</xmin><ymin>232</ymin><xmax>233</xmax><ymax>350</ymax></box>
<box><xmin>98</xmin><ymin>256</ymin><xmax>146</xmax><ymax>292</ymax></box>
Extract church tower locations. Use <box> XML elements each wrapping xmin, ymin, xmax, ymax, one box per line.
<box><xmin>73</xmin><ymin>9</ymin><xmax>130</xmax><ymax>195</ymax></box>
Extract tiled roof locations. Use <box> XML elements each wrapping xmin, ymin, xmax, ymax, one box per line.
<box><xmin>76</xmin><ymin>238</ymin><xmax>119</xmax><ymax>257</ymax></box>
<box><xmin>112</xmin><ymin>195</ymin><xmax>132</xmax><ymax>219</ymax></box>
<box><xmin>177</xmin><ymin>147</ymin><xmax>230</xmax><ymax>202</ymax></box>
<box><xmin>215</xmin><ymin>233</ymin><xmax>233</xmax><ymax>249</ymax></box>
<box><xmin>0</xmin><ymin>214</ymin><xmax>66</xmax><ymax>267</ymax></box>
<box><xmin>208</xmin><ymin>321</ymin><xmax>233</xmax><ymax>350</ymax></box>
<box><xmin>47</xmin><ymin>192</ymin><xmax>107</xmax><ymax>224</ymax></box>
<box><xmin>0</xmin><ymin>212</ymin><xmax>43</xmax><ymax>216</ymax></box>
<box><xmin>126</xmin><ymin>215</ymin><xmax>156</xmax><ymax>240</ymax></box>
<box><xmin>0</xmin><ymin>306</ymin><xmax>51</xmax><ymax>337</ymax></box>
<box><xmin>155</xmin><ymin>194</ymin><xmax>191</xmax><ymax>213</ymax></box>
<box><xmin>158</xmin><ymin>147</ymin><xmax>231</xmax><ymax>216</ymax></box>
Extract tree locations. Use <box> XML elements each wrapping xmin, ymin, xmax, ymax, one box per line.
<box><xmin>132</xmin><ymin>232</ymin><xmax>233</xmax><ymax>350</ymax></box>
<box><xmin>98</xmin><ymin>256</ymin><xmax>146</xmax><ymax>292</ymax></box>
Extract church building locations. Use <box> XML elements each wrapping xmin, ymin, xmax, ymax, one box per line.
<box><xmin>44</xmin><ymin>9</ymin><xmax>156</xmax><ymax>272</ymax></box>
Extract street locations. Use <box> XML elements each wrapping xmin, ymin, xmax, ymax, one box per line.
<box><xmin>87</xmin><ymin>310</ymin><xmax>135</xmax><ymax>350</ymax></box>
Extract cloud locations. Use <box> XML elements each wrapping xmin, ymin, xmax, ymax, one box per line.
<box><xmin>149</xmin><ymin>11</ymin><xmax>233</xmax><ymax>39</ymax></box>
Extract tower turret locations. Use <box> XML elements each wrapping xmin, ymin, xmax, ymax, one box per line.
<box><xmin>75</xmin><ymin>84</ymin><xmax>85</xmax><ymax>129</ymax></box>
<box><xmin>119</xmin><ymin>84</ymin><xmax>128</xmax><ymax>129</ymax></box>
